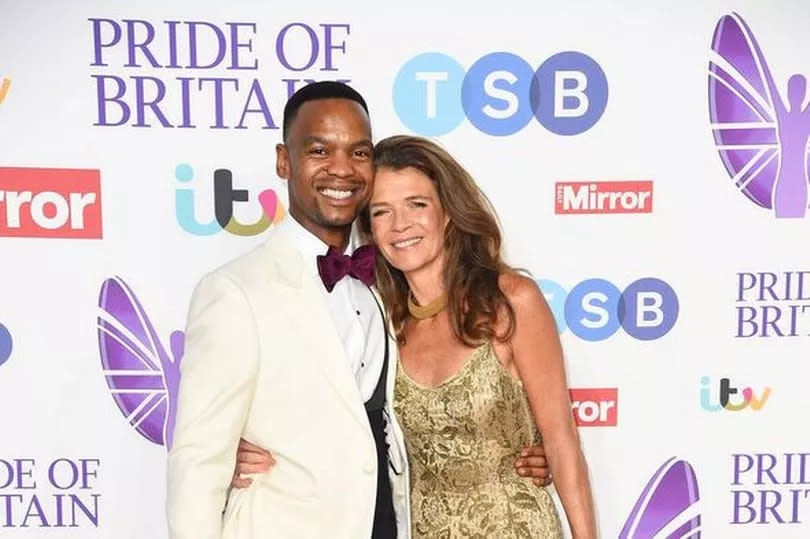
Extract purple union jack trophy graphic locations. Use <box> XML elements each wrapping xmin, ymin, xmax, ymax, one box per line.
<box><xmin>97</xmin><ymin>277</ymin><xmax>184</xmax><ymax>449</ymax></box>
<box><xmin>709</xmin><ymin>12</ymin><xmax>810</xmax><ymax>218</ymax></box>
<box><xmin>619</xmin><ymin>457</ymin><xmax>701</xmax><ymax>539</ymax></box>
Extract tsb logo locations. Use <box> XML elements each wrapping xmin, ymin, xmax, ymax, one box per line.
<box><xmin>555</xmin><ymin>181</ymin><xmax>653</xmax><ymax>214</ymax></box>
<box><xmin>175</xmin><ymin>163</ymin><xmax>285</xmax><ymax>236</ymax></box>
<box><xmin>569</xmin><ymin>388</ymin><xmax>617</xmax><ymax>427</ymax></box>
<box><xmin>393</xmin><ymin>51</ymin><xmax>607</xmax><ymax>136</ymax></box>
<box><xmin>0</xmin><ymin>322</ymin><xmax>11</xmax><ymax>367</ymax></box>
<box><xmin>0</xmin><ymin>167</ymin><xmax>102</xmax><ymax>239</ymax></box>
<box><xmin>538</xmin><ymin>278</ymin><xmax>679</xmax><ymax>341</ymax></box>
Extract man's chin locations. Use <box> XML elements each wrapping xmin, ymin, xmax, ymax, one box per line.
<box><xmin>317</xmin><ymin>208</ymin><xmax>360</xmax><ymax>228</ymax></box>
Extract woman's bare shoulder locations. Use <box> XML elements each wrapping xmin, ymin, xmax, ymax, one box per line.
<box><xmin>498</xmin><ymin>271</ymin><xmax>544</xmax><ymax>313</ymax></box>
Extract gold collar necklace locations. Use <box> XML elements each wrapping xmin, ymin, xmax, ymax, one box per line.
<box><xmin>407</xmin><ymin>292</ymin><xmax>448</xmax><ymax>319</ymax></box>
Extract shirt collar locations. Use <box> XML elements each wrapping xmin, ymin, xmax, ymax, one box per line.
<box><xmin>276</xmin><ymin>214</ymin><xmax>359</xmax><ymax>276</ymax></box>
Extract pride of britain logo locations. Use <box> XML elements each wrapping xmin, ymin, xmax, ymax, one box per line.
<box><xmin>708</xmin><ymin>12</ymin><xmax>810</xmax><ymax>218</ymax></box>
<box><xmin>96</xmin><ymin>277</ymin><xmax>184</xmax><ymax>448</ymax></box>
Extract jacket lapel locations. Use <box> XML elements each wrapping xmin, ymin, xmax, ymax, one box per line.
<box><xmin>369</xmin><ymin>285</ymin><xmax>408</xmax><ymax>474</ymax></box>
<box><xmin>261</xmin><ymin>232</ymin><xmax>371</xmax><ymax>435</ymax></box>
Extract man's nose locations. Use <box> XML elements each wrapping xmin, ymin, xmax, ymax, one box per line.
<box><xmin>326</xmin><ymin>151</ymin><xmax>353</xmax><ymax>178</ymax></box>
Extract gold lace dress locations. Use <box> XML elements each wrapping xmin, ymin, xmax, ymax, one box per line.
<box><xmin>394</xmin><ymin>342</ymin><xmax>563</xmax><ymax>538</ymax></box>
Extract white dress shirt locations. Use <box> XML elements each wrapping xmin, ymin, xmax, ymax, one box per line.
<box><xmin>276</xmin><ymin>215</ymin><xmax>385</xmax><ymax>402</ymax></box>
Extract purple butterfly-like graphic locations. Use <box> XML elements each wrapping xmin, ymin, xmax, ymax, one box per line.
<box><xmin>97</xmin><ymin>277</ymin><xmax>184</xmax><ymax>449</ymax></box>
<box><xmin>619</xmin><ymin>457</ymin><xmax>700</xmax><ymax>539</ymax></box>
<box><xmin>709</xmin><ymin>12</ymin><xmax>810</xmax><ymax>218</ymax></box>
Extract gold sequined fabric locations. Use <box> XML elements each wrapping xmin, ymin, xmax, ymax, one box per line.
<box><xmin>395</xmin><ymin>343</ymin><xmax>563</xmax><ymax>538</ymax></box>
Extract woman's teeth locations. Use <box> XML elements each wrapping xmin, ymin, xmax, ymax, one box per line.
<box><xmin>393</xmin><ymin>238</ymin><xmax>421</xmax><ymax>248</ymax></box>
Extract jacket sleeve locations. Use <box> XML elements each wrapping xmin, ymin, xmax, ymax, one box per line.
<box><xmin>166</xmin><ymin>271</ymin><xmax>259</xmax><ymax>539</ymax></box>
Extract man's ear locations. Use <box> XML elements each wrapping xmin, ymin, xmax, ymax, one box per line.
<box><xmin>276</xmin><ymin>143</ymin><xmax>290</xmax><ymax>180</ymax></box>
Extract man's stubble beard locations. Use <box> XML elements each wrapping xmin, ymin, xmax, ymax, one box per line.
<box><xmin>312</xmin><ymin>204</ymin><xmax>360</xmax><ymax>229</ymax></box>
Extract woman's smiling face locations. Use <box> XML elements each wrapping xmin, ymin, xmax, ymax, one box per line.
<box><xmin>368</xmin><ymin>166</ymin><xmax>448</xmax><ymax>275</ymax></box>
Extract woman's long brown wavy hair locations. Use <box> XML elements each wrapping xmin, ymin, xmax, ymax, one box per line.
<box><xmin>358</xmin><ymin>135</ymin><xmax>516</xmax><ymax>346</ymax></box>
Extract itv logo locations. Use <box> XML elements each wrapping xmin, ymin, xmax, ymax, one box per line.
<box><xmin>0</xmin><ymin>78</ymin><xmax>10</xmax><ymax>105</ymax></box>
<box><xmin>700</xmin><ymin>376</ymin><xmax>771</xmax><ymax>412</ymax></box>
<box><xmin>174</xmin><ymin>163</ymin><xmax>285</xmax><ymax>236</ymax></box>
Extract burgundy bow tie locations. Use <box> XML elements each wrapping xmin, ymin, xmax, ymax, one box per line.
<box><xmin>316</xmin><ymin>245</ymin><xmax>377</xmax><ymax>292</ymax></box>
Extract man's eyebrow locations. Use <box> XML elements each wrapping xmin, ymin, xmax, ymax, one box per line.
<box><xmin>299</xmin><ymin>136</ymin><xmax>373</xmax><ymax>148</ymax></box>
<box><xmin>301</xmin><ymin>135</ymin><xmax>329</xmax><ymax>145</ymax></box>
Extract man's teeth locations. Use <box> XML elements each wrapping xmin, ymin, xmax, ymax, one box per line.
<box><xmin>393</xmin><ymin>238</ymin><xmax>421</xmax><ymax>248</ymax></box>
<box><xmin>320</xmin><ymin>188</ymin><xmax>353</xmax><ymax>200</ymax></box>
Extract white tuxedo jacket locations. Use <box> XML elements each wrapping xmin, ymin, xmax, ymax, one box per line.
<box><xmin>167</xmin><ymin>229</ymin><xmax>411</xmax><ymax>538</ymax></box>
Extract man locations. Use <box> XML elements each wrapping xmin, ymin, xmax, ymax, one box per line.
<box><xmin>167</xmin><ymin>82</ymin><xmax>549</xmax><ymax>539</ymax></box>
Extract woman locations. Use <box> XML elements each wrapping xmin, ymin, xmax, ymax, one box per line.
<box><xmin>234</xmin><ymin>135</ymin><xmax>596</xmax><ymax>538</ymax></box>
<box><xmin>357</xmin><ymin>135</ymin><xmax>595</xmax><ymax>538</ymax></box>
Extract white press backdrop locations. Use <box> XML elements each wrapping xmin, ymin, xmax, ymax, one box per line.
<box><xmin>1</xmin><ymin>0</ymin><xmax>809</xmax><ymax>537</ymax></box>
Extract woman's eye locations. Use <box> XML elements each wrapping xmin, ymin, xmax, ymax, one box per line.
<box><xmin>371</xmin><ymin>210</ymin><xmax>388</xmax><ymax>217</ymax></box>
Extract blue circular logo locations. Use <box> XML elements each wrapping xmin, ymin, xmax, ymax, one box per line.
<box><xmin>619</xmin><ymin>278</ymin><xmax>679</xmax><ymax>340</ymax></box>
<box><xmin>0</xmin><ymin>323</ymin><xmax>13</xmax><ymax>366</ymax></box>
<box><xmin>393</xmin><ymin>52</ymin><xmax>466</xmax><ymax>136</ymax></box>
<box><xmin>461</xmin><ymin>52</ymin><xmax>535</xmax><ymax>136</ymax></box>
<box><xmin>565</xmin><ymin>278</ymin><xmax>623</xmax><ymax>341</ymax></box>
<box><xmin>532</xmin><ymin>51</ymin><xmax>608</xmax><ymax>135</ymax></box>
<box><xmin>537</xmin><ymin>279</ymin><xmax>568</xmax><ymax>334</ymax></box>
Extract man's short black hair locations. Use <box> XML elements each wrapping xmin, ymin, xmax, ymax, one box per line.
<box><xmin>282</xmin><ymin>81</ymin><xmax>369</xmax><ymax>142</ymax></box>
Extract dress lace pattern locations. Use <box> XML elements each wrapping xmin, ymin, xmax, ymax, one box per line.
<box><xmin>394</xmin><ymin>343</ymin><xmax>563</xmax><ymax>538</ymax></box>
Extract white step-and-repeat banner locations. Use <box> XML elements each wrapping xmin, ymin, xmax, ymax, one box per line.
<box><xmin>1</xmin><ymin>0</ymin><xmax>808</xmax><ymax>537</ymax></box>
